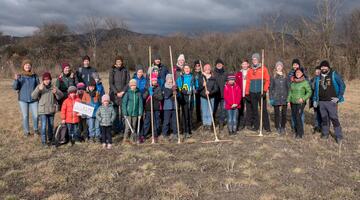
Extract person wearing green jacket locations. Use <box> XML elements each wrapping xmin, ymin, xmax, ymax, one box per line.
<box><xmin>122</xmin><ymin>79</ymin><xmax>144</xmax><ymax>143</ymax></box>
<box><xmin>287</xmin><ymin>69</ymin><xmax>312</xmax><ymax>139</ymax></box>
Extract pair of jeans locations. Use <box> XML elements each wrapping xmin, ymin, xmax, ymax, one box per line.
<box><xmin>214</xmin><ymin>98</ymin><xmax>226</xmax><ymax>125</ymax></box>
<box><xmin>319</xmin><ymin>101</ymin><xmax>343</xmax><ymax>139</ymax></box>
<box><xmin>313</xmin><ymin>107</ymin><xmax>322</xmax><ymax>128</ymax></box>
<box><xmin>87</xmin><ymin>117</ymin><xmax>100</xmax><ymax>138</ymax></box>
<box><xmin>143</xmin><ymin>111</ymin><xmax>160</xmax><ymax>137</ymax></box>
<box><xmin>238</xmin><ymin>97</ymin><xmax>253</xmax><ymax>129</ymax></box>
<box><xmin>201</xmin><ymin>97</ymin><xmax>214</xmax><ymax>126</ymax></box>
<box><xmin>162</xmin><ymin>110</ymin><xmax>177</xmax><ymax>136</ymax></box>
<box><xmin>66</xmin><ymin>123</ymin><xmax>80</xmax><ymax>140</ymax></box>
<box><xmin>18</xmin><ymin>101</ymin><xmax>38</xmax><ymax>134</ymax></box>
<box><xmin>273</xmin><ymin>105</ymin><xmax>287</xmax><ymax>129</ymax></box>
<box><xmin>291</xmin><ymin>111</ymin><xmax>304</xmax><ymax>130</ymax></box>
<box><xmin>101</xmin><ymin>126</ymin><xmax>112</xmax><ymax>144</ymax></box>
<box><xmin>291</xmin><ymin>103</ymin><xmax>305</xmax><ymax>137</ymax></box>
<box><xmin>227</xmin><ymin>109</ymin><xmax>238</xmax><ymax>131</ymax></box>
<box><xmin>40</xmin><ymin>114</ymin><xmax>54</xmax><ymax>144</ymax></box>
<box><xmin>249</xmin><ymin>93</ymin><xmax>271</xmax><ymax>130</ymax></box>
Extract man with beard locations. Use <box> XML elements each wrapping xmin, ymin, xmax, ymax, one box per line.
<box><xmin>313</xmin><ymin>60</ymin><xmax>346</xmax><ymax>144</ymax></box>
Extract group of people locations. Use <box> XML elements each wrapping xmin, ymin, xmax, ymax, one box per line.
<box><xmin>12</xmin><ymin>52</ymin><xmax>346</xmax><ymax>149</ymax></box>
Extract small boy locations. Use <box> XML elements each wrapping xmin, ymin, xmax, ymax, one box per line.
<box><xmin>61</xmin><ymin>86</ymin><xmax>81</xmax><ymax>145</ymax></box>
<box><xmin>133</xmin><ymin>65</ymin><xmax>147</xmax><ymax>95</ymax></box>
<box><xmin>122</xmin><ymin>79</ymin><xmax>143</xmax><ymax>143</ymax></box>
<box><xmin>96</xmin><ymin>94</ymin><xmax>116</xmax><ymax>149</ymax></box>
<box><xmin>92</xmin><ymin>72</ymin><xmax>105</xmax><ymax>97</ymax></box>
<box><xmin>83</xmin><ymin>78</ymin><xmax>101</xmax><ymax>142</ymax></box>
<box><xmin>162</xmin><ymin>74</ymin><xmax>178</xmax><ymax>141</ymax></box>
<box><xmin>32</xmin><ymin>72</ymin><xmax>63</xmax><ymax>146</ymax></box>
<box><xmin>224</xmin><ymin>75</ymin><xmax>242</xmax><ymax>135</ymax></box>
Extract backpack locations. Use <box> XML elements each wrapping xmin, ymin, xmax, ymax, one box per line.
<box><xmin>53</xmin><ymin>124</ymin><xmax>68</xmax><ymax>146</ymax></box>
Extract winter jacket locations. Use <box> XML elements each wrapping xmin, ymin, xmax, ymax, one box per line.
<box><xmin>313</xmin><ymin>70</ymin><xmax>346</xmax><ymax>104</ymax></box>
<box><xmin>173</xmin><ymin>65</ymin><xmax>183</xmax><ymax>81</ymax></box>
<box><xmin>13</xmin><ymin>73</ymin><xmax>40</xmax><ymax>103</ymax></box>
<box><xmin>224</xmin><ymin>82</ymin><xmax>242</xmax><ymax>110</ymax></box>
<box><xmin>287</xmin><ymin>78</ymin><xmax>312</xmax><ymax>104</ymax></box>
<box><xmin>96</xmin><ymin>104</ymin><xmax>116</xmax><ymax>126</ymax></box>
<box><xmin>61</xmin><ymin>95</ymin><xmax>81</xmax><ymax>124</ymax></box>
<box><xmin>163</xmin><ymin>88</ymin><xmax>176</xmax><ymax>110</ymax></box>
<box><xmin>235</xmin><ymin>69</ymin><xmax>247</xmax><ymax>97</ymax></box>
<box><xmin>197</xmin><ymin>75</ymin><xmax>219</xmax><ymax>98</ymax></box>
<box><xmin>213</xmin><ymin>67</ymin><xmax>228</xmax><ymax>98</ymax></box>
<box><xmin>193</xmin><ymin>71</ymin><xmax>202</xmax><ymax>91</ymax></box>
<box><xmin>143</xmin><ymin>85</ymin><xmax>163</xmax><ymax>111</ymax></box>
<box><xmin>96</xmin><ymin>82</ymin><xmax>105</xmax><ymax>97</ymax></box>
<box><xmin>288</xmin><ymin>67</ymin><xmax>308</xmax><ymax>82</ymax></box>
<box><xmin>122</xmin><ymin>88</ymin><xmax>143</xmax><ymax>117</ymax></box>
<box><xmin>76</xmin><ymin>66</ymin><xmax>97</xmax><ymax>86</ymax></box>
<box><xmin>269</xmin><ymin>74</ymin><xmax>290</xmax><ymax>106</ymax></box>
<box><xmin>81</xmin><ymin>91</ymin><xmax>101</xmax><ymax>118</ymax></box>
<box><xmin>245</xmin><ymin>66</ymin><xmax>270</xmax><ymax>95</ymax></box>
<box><xmin>176</xmin><ymin>73</ymin><xmax>196</xmax><ymax>105</ymax></box>
<box><xmin>109</xmin><ymin>66</ymin><xmax>130</xmax><ymax>105</ymax></box>
<box><xmin>31</xmin><ymin>84</ymin><xmax>63</xmax><ymax>115</ymax></box>
<box><xmin>133</xmin><ymin>74</ymin><xmax>147</xmax><ymax>95</ymax></box>
<box><xmin>55</xmin><ymin>72</ymin><xmax>76</xmax><ymax>99</ymax></box>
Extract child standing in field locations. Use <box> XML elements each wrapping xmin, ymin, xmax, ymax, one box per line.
<box><xmin>96</xmin><ymin>94</ymin><xmax>116</xmax><ymax>149</ymax></box>
<box><xmin>224</xmin><ymin>74</ymin><xmax>242</xmax><ymax>135</ymax></box>
<box><xmin>269</xmin><ymin>61</ymin><xmax>289</xmax><ymax>135</ymax></box>
<box><xmin>287</xmin><ymin>69</ymin><xmax>312</xmax><ymax>139</ymax></box>
<box><xmin>92</xmin><ymin>72</ymin><xmax>105</xmax><ymax>97</ymax></box>
<box><xmin>61</xmin><ymin>86</ymin><xmax>81</xmax><ymax>145</ymax></box>
<box><xmin>162</xmin><ymin>74</ymin><xmax>178</xmax><ymax>141</ymax></box>
<box><xmin>31</xmin><ymin>72</ymin><xmax>63</xmax><ymax>146</ymax></box>
<box><xmin>122</xmin><ymin>79</ymin><xmax>144</xmax><ymax>144</ymax></box>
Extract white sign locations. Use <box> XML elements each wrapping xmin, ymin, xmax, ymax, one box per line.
<box><xmin>73</xmin><ymin>102</ymin><xmax>94</xmax><ymax>117</ymax></box>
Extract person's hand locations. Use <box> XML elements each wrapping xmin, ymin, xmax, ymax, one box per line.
<box><xmin>331</xmin><ymin>97</ymin><xmax>339</xmax><ymax>104</ymax></box>
<box><xmin>117</xmin><ymin>92</ymin><xmax>124</xmax><ymax>98</ymax></box>
<box><xmin>61</xmin><ymin>120</ymin><xmax>66</xmax><ymax>124</ymax></box>
<box><xmin>52</xmin><ymin>87</ymin><xmax>57</xmax><ymax>94</ymax></box>
<box><xmin>298</xmin><ymin>98</ymin><xmax>304</xmax><ymax>104</ymax></box>
<box><xmin>39</xmin><ymin>83</ymin><xmax>44</xmax><ymax>91</ymax></box>
<box><xmin>232</xmin><ymin>104</ymin><xmax>238</xmax><ymax>108</ymax></box>
<box><xmin>14</xmin><ymin>74</ymin><xmax>20</xmax><ymax>80</ymax></box>
<box><xmin>70</xmin><ymin>72</ymin><xmax>74</xmax><ymax>79</ymax></box>
<box><xmin>205</xmin><ymin>90</ymin><xmax>210</xmax><ymax>95</ymax></box>
<box><xmin>313</xmin><ymin>101</ymin><xmax>318</xmax><ymax>108</ymax></box>
<box><xmin>287</xmin><ymin>102</ymin><xmax>291</xmax><ymax>107</ymax></box>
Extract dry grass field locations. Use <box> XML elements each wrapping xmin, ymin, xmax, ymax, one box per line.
<box><xmin>0</xmin><ymin>76</ymin><xmax>359</xmax><ymax>200</ymax></box>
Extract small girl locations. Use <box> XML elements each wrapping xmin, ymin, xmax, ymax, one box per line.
<box><xmin>96</xmin><ymin>94</ymin><xmax>116</xmax><ymax>149</ymax></box>
<box><xmin>223</xmin><ymin>74</ymin><xmax>242</xmax><ymax>135</ymax></box>
<box><xmin>162</xmin><ymin>74</ymin><xmax>178</xmax><ymax>141</ymax></box>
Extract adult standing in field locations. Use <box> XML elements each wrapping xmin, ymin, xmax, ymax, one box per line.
<box><xmin>13</xmin><ymin>59</ymin><xmax>40</xmax><ymax>136</ymax></box>
<box><xmin>310</xmin><ymin>66</ymin><xmax>323</xmax><ymax>134</ymax></box>
<box><xmin>76</xmin><ymin>55</ymin><xmax>97</xmax><ymax>87</ymax></box>
<box><xmin>213</xmin><ymin>58</ymin><xmax>228</xmax><ymax>131</ymax></box>
<box><xmin>236</xmin><ymin>59</ymin><xmax>251</xmax><ymax>131</ymax></box>
<box><xmin>173</xmin><ymin>54</ymin><xmax>185</xmax><ymax>81</ymax></box>
<box><xmin>56</xmin><ymin>62</ymin><xmax>76</xmax><ymax>109</ymax></box>
<box><xmin>109</xmin><ymin>56</ymin><xmax>130</xmax><ymax>133</ymax></box>
<box><xmin>313</xmin><ymin>60</ymin><xmax>346</xmax><ymax>144</ymax></box>
<box><xmin>245</xmin><ymin>53</ymin><xmax>271</xmax><ymax>133</ymax></box>
<box><xmin>193</xmin><ymin>60</ymin><xmax>202</xmax><ymax>124</ymax></box>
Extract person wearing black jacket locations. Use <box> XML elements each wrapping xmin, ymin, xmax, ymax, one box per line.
<box><xmin>108</xmin><ymin>56</ymin><xmax>130</xmax><ymax>133</ymax></box>
<box><xmin>193</xmin><ymin>60</ymin><xmax>202</xmax><ymax>123</ymax></box>
<box><xmin>213</xmin><ymin>58</ymin><xmax>228</xmax><ymax>131</ymax></box>
<box><xmin>76</xmin><ymin>55</ymin><xmax>97</xmax><ymax>87</ymax></box>
<box><xmin>198</xmin><ymin>64</ymin><xmax>219</xmax><ymax>131</ymax></box>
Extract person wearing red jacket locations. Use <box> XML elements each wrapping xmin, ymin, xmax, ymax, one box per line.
<box><xmin>224</xmin><ymin>75</ymin><xmax>242</xmax><ymax>135</ymax></box>
<box><xmin>61</xmin><ymin>86</ymin><xmax>81</xmax><ymax>145</ymax></box>
<box><xmin>245</xmin><ymin>53</ymin><xmax>271</xmax><ymax>132</ymax></box>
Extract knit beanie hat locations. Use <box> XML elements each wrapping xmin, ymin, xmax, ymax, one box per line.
<box><xmin>215</xmin><ymin>58</ymin><xmax>224</xmax><ymax>65</ymax></box>
<box><xmin>252</xmin><ymin>53</ymin><xmax>260</xmax><ymax>61</ymax></box>
<box><xmin>76</xmin><ymin>82</ymin><xmax>86</xmax><ymax>90</ymax></box>
<box><xmin>102</xmin><ymin>94</ymin><xmax>110</xmax><ymax>103</ymax></box>
<box><xmin>275</xmin><ymin>61</ymin><xmax>284</xmax><ymax>68</ymax></box>
<box><xmin>21</xmin><ymin>59</ymin><xmax>32</xmax><ymax>67</ymax></box>
<box><xmin>166</xmin><ymin>74</ymin><xmax>173</xmax><ymax>81</ymax></box>
<box><xmin>227</xmin><ymin>74</ymin><xmax>236</xmax><ymax>81</ymax></box>
<box><xmin>82</xmin><ymin>55</ymin><xmax>90</xmax><ymax>62</ymax></box>
<box><xmin>68</xmin><ymin>86</ymin><xmax>77</xmax><ymax>93</ymax></box>
<box><xmin>42</xmin><ymin>72</ymin><xmax>52</xmax><ymax>81</ymax></box>
<box><xmin>315</xmin><ymin>65</ymin><xmax>321</xmax><ymax>70</ymax></box>
<box><xmin>177</xmin><ymin>54</ymin><xmax>185</xmax><ymax>62</ymax></box>
<box><xmin>194</xmin><ymin>60</ymin><xmax>200</xmax><ymax>66</ymax></box>
<box><xmin>61</xmin><ymin>62</ymin><xmax>70</xmax><ymax>70</ymax></box>
<box><xmin>151</xmin><ymin>73</ymin><xmax>158</xmax><ymax>81</ymax></box>
<box><xmin>129</xmin><ymin>79</ymin><xmax>137</xmax><ymax>86</ymax></box>
<box><xmin>292</xmin><ymin>58</ymin><xmax>301</xmax><ymax>66</ymax></box>
<box><xmin>320</xmin><ymin>60</ymin><xmax>330</xmax><ymax>68</ymax></box>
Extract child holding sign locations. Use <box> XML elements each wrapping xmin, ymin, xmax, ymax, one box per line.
<box><xmin>61</xmin><ymin>86</ymin><xmax>81</xmax><ymax>145</ymax></box>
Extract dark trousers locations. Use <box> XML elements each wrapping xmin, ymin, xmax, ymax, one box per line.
<box><xmin>100</xmin><ymin>126</ymin><xmax>112</xmax><ymax>144</ymax></box>
<box><xmin>181</xmin><ymin>103</ymin><xmax>192</xmax><ymax>135</ymax></box>
<box><xmin>162</xmin><ymin>110</ymin><xmax>177</xmax><ymax>136</ymax></box>
<box><xmin>313</xmin><ymin>107</ymin><xmax>322</xmax><ymax>128</ymax></box>
<box><xmin>143</xmin><ymin>111</ymin><xmax>160</xmax><ymax>137</ymax></box>
<box><xmin>214</xmin><ymin>98</ymin><xmax>226</xmax><ymax>125</ymax></box>
<box><xmin>291</xmin><ymin>103</ymin><xmax>305</xmax><ymax>137</ymax></box>
<box><xmin>78</xmin><ymin>117</ymin><xmax>88</xmax><ymax>140</ymax></box>
<box><xmin>249</xmin><ymin>93</ymin><xmax>270</xmax><ymax>130</ymax></box>
<box><xmin>124</xmin><ymin>116</ymin><xmax>138</xmax><ymax>140</ymax></box>
<box><xmin>238</xmin><ymin>97</ymin><xmax>253</xmax><ymax>128</ymax></box>
<box><xmin>274</xmin><ymin>105</ymin><xmax>287</xmax><ymax>129</ymax></box>
<box><xmin>195</xmin><ymin>93</ymin><xmax>202</xmax><ymax>123</ymax></box>
<box><xmin>319</xmin><ymin>101</ymin><xmax>343</xmax><ymax>139</ymax></box>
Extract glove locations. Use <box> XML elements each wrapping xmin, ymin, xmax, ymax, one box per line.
<box><xmin>313</xmin><ymin>101</ymin><xmax>318</xmax><ymax>108</ymax></box>
<box><xmin>148</xmin><ymin>86</ymin><xmax>153</xmax><ymax>96</ymax></box>
<box><xmin>269</xmin><ymin>99</ymin><xmax>275</xmax><ymax>106</ymax></box>
<box><xmin>331</xmin><ymin>97</ymin><xmax>339</xmax><ymax>104</ymax></box>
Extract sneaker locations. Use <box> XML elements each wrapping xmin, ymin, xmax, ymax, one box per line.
<box><xmin>335</xmin><ymin>137</ymin><xmax>342</xmax><ymax>144</ymax></box>
<box><xmin>139</xmin><ymin>136</ymin><xmax>145</xmax><ymax>144</ymax></box>
<box><xmin>107</xmin><ymin>144</ymin><xmax>112</xmax><ymax>150</ymax></box>
<box><xmin>102</xmin><ymin>143</ymin><xmax>107</xmax><ymax>149</ymax></box>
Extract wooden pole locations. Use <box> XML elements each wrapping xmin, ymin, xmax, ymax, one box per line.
<box><xmin>259</xmin><ymin>49</ymin><xmax>265</xmax><ymax>137</ymax></box>
<box><xmin>149</xmin><ymin>46</ymin><xmax>155</xmax><ymax>144</ymax></box>
<box><xmin>200</xmin><ymin>61</ymin><xmax>232</xmax><ymax>143</ymax></box>
<box><xmin>169</xmin><ymin>46</ymin><xmax>181</xmax><ymax>144</ymax></box>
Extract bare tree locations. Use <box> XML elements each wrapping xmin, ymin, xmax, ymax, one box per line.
<box><xmin>104</xmin><ymin>17</ymin><xmax>129</xmax><ymax>30</ymax></box>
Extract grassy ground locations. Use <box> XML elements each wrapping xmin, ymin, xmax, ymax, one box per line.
<box><xmin>0</xmin><ymin>77</ymin><xmax>359</xmax><ymax>200</ymax></box>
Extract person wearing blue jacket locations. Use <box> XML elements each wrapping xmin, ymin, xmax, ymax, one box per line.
<box><xmin>313</xmin><ymin>60</ymin><xmax>346</xmax><ymax>144</ymax></box>
<box><xmin>13</xmin><ymin>59</ymin><xmax>40</xmax><ymax>136</ymax></box>
<box><xmin>92</xmin><ymin>72</ymin><xmax>105</xmax><ymax>97</ymax></box>
<box><xmin>176</xmin><ymin>64</ymin><xmax>196</xmax><ymax>138</ymax></box>
<box><xmin>133</xmin><ymin>65</ymin><xmax>147</xmax><ymax>95</ymax></box>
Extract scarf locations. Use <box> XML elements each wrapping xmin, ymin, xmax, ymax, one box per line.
<box><xmin>21</xmin><ymin>70</ymin><xmax>34</xmax><ymax>76</ymax></box>
<box><xmin>320</xmin><ymin>71</ymin><xmax>330</xmax><ymax>90</ymax></box>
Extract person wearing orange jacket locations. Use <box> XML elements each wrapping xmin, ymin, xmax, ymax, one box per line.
<box><xmin>245</xmin><ymin>53</ymin><xmax>271</xmax><ymax>132</ymax></box>
<box><xmin>61</xmin><ymin>86</ymin><xmax>81</xmax><ymax>145</ymax></box>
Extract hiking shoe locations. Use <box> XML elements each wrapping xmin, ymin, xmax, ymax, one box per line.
<box><xmin>107</xmin><ymin>144</ymin><xmax>112</xmax><ymax>150</ymax></box>
<box><xmin>102</xmin><ymin>143</ymin><xmax>106</xmax><ymax>149</ymax></box>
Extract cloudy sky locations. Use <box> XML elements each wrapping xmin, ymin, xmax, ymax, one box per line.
<box><xmin>0</xmin><ymin>0</ymin><xmax>359</xmax><ymax>36</ymax></box>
